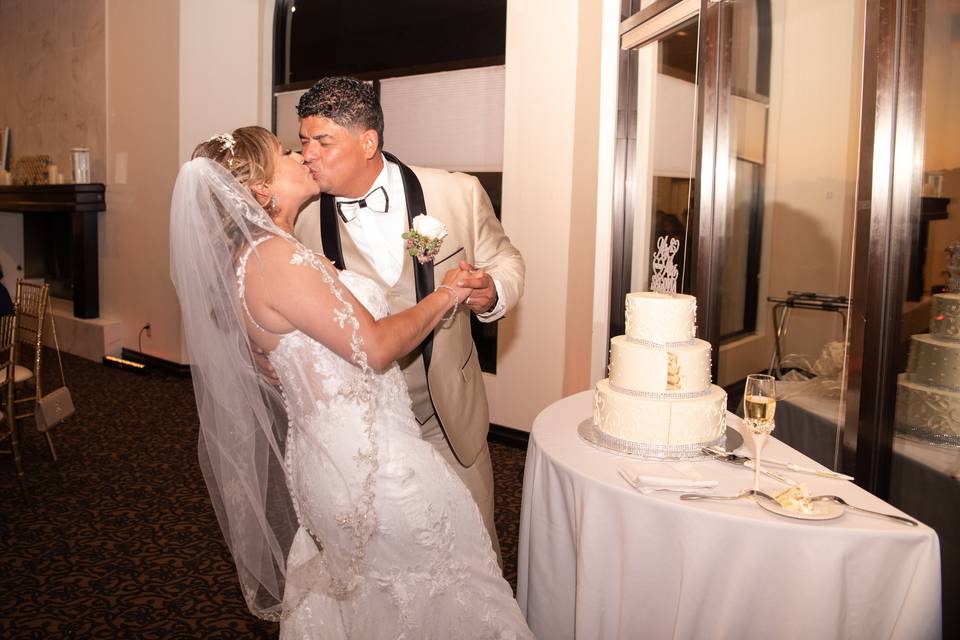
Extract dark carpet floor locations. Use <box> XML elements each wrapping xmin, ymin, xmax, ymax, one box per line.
<box><xmin>0</xmin><ymin>351</ymin><xmax>527</xmax><ymax>639</ymax></box>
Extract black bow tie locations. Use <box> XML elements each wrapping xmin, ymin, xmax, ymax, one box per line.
<box><xmin>335</xmin><ymin>186</ymin><xmax>390</xmax><ymax>223</ymax></box>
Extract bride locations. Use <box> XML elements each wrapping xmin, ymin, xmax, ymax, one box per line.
<box><xmin>170</xmin><ymin>126</ymin><xmax>532</xmax><ymax>638</ymax></box>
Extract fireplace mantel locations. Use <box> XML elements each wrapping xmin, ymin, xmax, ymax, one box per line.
<box><xmin>0</xmin><ymin>184</ymin><xmax>106</xmax><ymax>318</ymax></box>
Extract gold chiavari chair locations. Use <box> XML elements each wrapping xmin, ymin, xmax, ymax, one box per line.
<box><xmin>0</xmin><ymin>313</ymin><xmax>27</xmax><ymax>496</ymax></box>
<box><xmin>11</xmin><ymin>280</ymin><xmax>58</xmax><ymax>463</ymax></box>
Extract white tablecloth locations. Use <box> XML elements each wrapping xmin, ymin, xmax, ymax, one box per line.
<box><xmin>775</xmin><ymin>380</ymin><xmax>959</xmax><ymax>635</ymax></box>
<box><xmin>517</xmin><ymin>391</ymin><xmax>942</xmax><ymax>640</ymax></box>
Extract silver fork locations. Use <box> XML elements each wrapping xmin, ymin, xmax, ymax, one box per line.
<box><xmin>813</xmin><ymin>495</ymin><xmax>918</xmax><ymax>526</ymax></box>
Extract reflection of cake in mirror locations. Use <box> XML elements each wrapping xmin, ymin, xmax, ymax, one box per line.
<box><xmin>895</xmin><ymin>292</ymin><xmax>960</xmax><ymax>447</ymax></box>
<box><xmin>591</xmin><ymin>291</ymin><xmax>728</xmax><ymax>458</ymax></box>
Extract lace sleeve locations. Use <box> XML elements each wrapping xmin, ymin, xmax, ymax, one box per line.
<box><xmin>287</xmin><ymin>244</ymin><xmax>370</xmax><ymax>375</ymax></box>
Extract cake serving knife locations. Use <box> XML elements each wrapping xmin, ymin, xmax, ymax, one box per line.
<box><xmin>703</xmin><ymin>446</ymin><xmax>854</xmax><ymax>481</ymax></box>
<box><xmin>703</xmin><ymin>447</ymin><xmax>796</xmax><ymax>484</ymax></box>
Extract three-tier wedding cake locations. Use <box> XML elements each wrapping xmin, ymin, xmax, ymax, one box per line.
<box><xmin>586</xmin><ymin>237</ymin><xmax>727</xmax><ymax>458</ymax></box>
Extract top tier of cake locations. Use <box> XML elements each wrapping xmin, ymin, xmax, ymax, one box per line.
<box><xmin>930</xmin><ymin>292</ymin><xmax>960</xmax><ymax>340</ymax></box>
<box><xmin>625</xmin><ymin>292</ymin><xmax>696</xmax><ymax>344</ymax></box>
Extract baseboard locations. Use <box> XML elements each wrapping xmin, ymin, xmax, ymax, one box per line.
<box><xmin>121</xmin><ymin>348</ymin><xmax>192</xmax><ymax>378</ymax></box>
<box><xmin>487</xmin><ymin>423</ymin><xmax>529</xmax><ymax>449</ymax></box>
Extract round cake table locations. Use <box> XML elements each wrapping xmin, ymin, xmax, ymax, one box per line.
<box><xmin>517</xmin><ymin>391</ymin><xmax>942</xmax><ymax>640</ymax></box>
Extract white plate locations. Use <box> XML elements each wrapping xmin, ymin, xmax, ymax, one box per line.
<box><xmin>757</xmin><ymin>497</ymin><xmax>845</xmax><ymax>521</ymax></box>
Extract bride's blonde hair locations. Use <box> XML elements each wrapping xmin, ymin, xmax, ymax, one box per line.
<box><xmin>192</xmin><ymin>126</ymin><xmax>278</xmax><ymax>209</ymax></box>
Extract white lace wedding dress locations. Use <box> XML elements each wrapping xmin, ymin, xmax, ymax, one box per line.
<box><xmin>240</xmin><ymin>244</ymin><xmax>532</xmax><ymax>639</ymax></box>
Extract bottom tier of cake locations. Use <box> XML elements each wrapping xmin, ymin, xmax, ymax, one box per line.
<box><xmin>593</xmin><ymin>380</ymin><xmax>727</xmax><ymax>453</ymax></box>
<box><xmin>894</xmin><ymin>374</ymin><xmax>960</xmax><ymax>447</ymax></box>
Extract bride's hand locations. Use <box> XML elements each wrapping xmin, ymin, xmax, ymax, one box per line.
<box><xmin>441</xmin><ymin>267</ymin><xmax>472</xmax><ymax>306</ymax></box>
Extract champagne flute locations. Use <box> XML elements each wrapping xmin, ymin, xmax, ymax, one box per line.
<box><xmin>743</xmin><ymin>374</ymin><xmax>776</xmax><ymax>493</ymax></box>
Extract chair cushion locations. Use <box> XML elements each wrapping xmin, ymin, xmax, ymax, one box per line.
<box><xmin>0</xmin><ymin>364</ymin><xmax>33</xmax><ymax>385</ymax></box>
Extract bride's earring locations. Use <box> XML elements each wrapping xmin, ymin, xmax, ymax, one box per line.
<box><xmin>268</xmin><ymin>193</ymin><xmax>279</xmax><ymax>215</ymax></box>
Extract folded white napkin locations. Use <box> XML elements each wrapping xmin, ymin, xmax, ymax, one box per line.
<box><xmin>618</xmin><ymin>464</ymin><xmax>719</xmax><ymax>494</ymax></box>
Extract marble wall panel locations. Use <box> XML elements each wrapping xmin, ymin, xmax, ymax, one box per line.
<box><xmin>0</xmin><ymin>0</ymin><xmax>106</xmax><ymax>181</ymax></box>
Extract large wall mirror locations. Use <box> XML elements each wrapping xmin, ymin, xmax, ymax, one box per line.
<box><xmin>613</xmin><ymin>0</ymin><xmax>866</xmax><ymax>472</ymax></box>
<box><xmin>713</xmin><ymin>0</ymin><xmax>865</xmax><ymax>473</ymax></box>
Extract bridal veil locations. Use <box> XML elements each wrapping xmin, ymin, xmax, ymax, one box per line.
<box><xmin>169</xmin><ymin>158</ymin><xmax>300</xmax><ymax>620</ymax></box>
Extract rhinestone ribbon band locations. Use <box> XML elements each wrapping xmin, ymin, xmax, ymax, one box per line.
<box><xmin>625</xmin><ymin>336</ymin><xmax>698</xmax><ymax>348</ymax></box>
<box><xmin>896</xmin><ymin>424</ymin><xmax>960</xmax><ymax>448</ymax></box>
<box><xmin>578</xmin><ymin>420</ymin><xmax>726</xmax><ymax>460</ymax></box>
<box><xmin>608</xmin><ymin>383</ymin><xmax>710</xmax><ymax>400</ymax></box>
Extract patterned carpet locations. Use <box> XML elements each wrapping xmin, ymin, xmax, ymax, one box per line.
<box><xmin>0</xmin><ymin>351</ymin><xmax>527</xmax><ymax>639</ymax></box>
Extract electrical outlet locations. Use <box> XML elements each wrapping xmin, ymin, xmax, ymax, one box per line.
<box><xmin>143</xmin><ymin>322</ymin><xmax>152</xmax><ymax>338</ymax></box>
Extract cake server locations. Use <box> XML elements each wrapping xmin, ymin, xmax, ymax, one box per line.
<box><xmin>704</xmin><ymin>446</ymin><xmax>854</xmax><ymax>481</ymax></box>
<box><xmin>702</xmin><ymin>448</ymin><xmax>797</xmax><ymax>485</ymax></box>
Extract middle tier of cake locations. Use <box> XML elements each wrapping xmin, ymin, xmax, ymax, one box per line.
<box><xmin>594</xmin><ymin>379</ymin><xmax>727</xmax><ymax>447</ymax></box>
<box><xmin>609</xmin><ymin>335</ymin><xmax>711</xmax><ymax>394</ymax></box>
<box><xmin>904</xmin><ymin>333</ymin><xmax>960</xmax><ymax>391</ymax></box>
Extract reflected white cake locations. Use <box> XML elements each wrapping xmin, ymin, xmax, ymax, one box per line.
<box><xmin>895</xmin><ymin>292</ymin><xmax>960</xmax><ymax>446</ymax></box>
<box><xmin>592</xmin><ymin>292</ymin><xmax>727</xmax><ymax>456</ymax></box>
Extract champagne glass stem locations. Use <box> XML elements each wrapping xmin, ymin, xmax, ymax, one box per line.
<box><xmin>752</xmin><ymin>430</ymin><xmax>768</xmax><ymax>493</ymax></box>
<box><xmin>751</xmin><ymin>429</ymin><xmax>761</xmax><ymax>491</ymax></box>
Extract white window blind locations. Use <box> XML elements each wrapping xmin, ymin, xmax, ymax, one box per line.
<box><xmin>274</xmin><ymin>65</ymin><xmax>505</xmax><ymax>172</ymax></box>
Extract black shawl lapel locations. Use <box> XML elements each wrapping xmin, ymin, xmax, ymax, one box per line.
<box><xmin>318</xmin><ymin>193</ymin><xmax>345</xmax><ymax>270</ymax></box>
<box><xmin>383</xmin><ymin>151</ymin><xmax>436</xmax><ymax>371</ymax></box>
<box><xmin>319</xmin><ymin>153</ymin><xmax>436</xmax><ymax>371</ymax></box>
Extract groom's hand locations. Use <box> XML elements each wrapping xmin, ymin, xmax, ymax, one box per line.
<box><xmin>251</xmin><ymin>342</ymin><xmax>282</xmax><ymax>387</ymax></box>
<box><xmin>457</xmin><ymin>260</ymin><xmax>498</xmax><ymax>314</ymax></box>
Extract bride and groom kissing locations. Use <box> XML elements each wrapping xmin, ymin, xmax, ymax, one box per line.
<box><xmin>170</xmin><ymin>76</ymin><xmax>532</xmax><ymax>637</ymax></box>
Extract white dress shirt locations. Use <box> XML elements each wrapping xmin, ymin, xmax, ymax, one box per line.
<box><xmin>336</xmin><ymin>157</ymin><xmax>406</xmax><ymax>287</ymax></box>
<box><xmin>337</xmin><ymin>155</ymin><xmax>505</xmax><ymax>320</ymax></box>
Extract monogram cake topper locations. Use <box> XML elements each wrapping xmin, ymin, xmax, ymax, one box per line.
<box><xmin>946</xmin><ymin>241</ymin><xmax>960</xmax><ymax>293</ymax></box>
<box><xmin>650</xmin><ymin>235</ymin><xmax>680</xmax><ymax>294</ymax></box>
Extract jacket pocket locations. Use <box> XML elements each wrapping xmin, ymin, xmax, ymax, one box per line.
<box><xmin>434</xmin><ymin>246</ymin><xmax>464</xmax><ymax>266</ymax></box>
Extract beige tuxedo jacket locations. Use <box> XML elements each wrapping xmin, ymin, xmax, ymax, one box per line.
<box><xmin>295</xmin><ymin>158</ymin><xmax>524</xmax><ymax>467</ymax></box>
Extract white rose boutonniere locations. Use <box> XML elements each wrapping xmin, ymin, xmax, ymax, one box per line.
<box><xmin>403</xmin><ymin>214</ymin><xmax>448</xmax><ymax>264</ymax></box>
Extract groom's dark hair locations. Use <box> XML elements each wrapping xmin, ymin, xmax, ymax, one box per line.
<box><xmin>297</xmin><ymin>77</ymin><xmax>385</xmax><ymax>152</ymax></box>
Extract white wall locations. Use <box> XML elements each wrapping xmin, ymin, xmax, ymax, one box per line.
<box><xmin>179</xmin><ymin>1</ymin><xmax>263</xmax><ymax>164</ymax></box>
<box><xmin>488</xmin><ymin>0</ymin><xmax>604</xmax><ymax>430</ymax></box>
<box><xmin>103</xmin><ymin>0</ymin><xmax>266</xmax><ymax>365</ymax></box>
<box><xmin>102</xmin><ymin>1</ymin><xmax>181</xmax><ymax>364</ymax></box>
<box><xmin>718</xmin><ymin>0</ymin><xmax>864</xmax><ymax>385</ymax></box>
<box><xmin>589</xmin><ymin>0</ymin><xmax>624</xmax><ymax>384</ymax></box>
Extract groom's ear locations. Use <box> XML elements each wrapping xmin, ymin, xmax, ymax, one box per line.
<box><xmin>361</xmin><ymin>129</ymin><xmax>379</xmax><ymax>160</ymax></box>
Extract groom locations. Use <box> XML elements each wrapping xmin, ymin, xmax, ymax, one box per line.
<box><xmin>293</xmin><ymin>77</ymin><xmax>525</xmax><ymax>557</ymax></box>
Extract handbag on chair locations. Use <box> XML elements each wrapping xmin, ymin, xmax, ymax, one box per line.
<box><xmin>35</xmin><ymin>309</ymin><xmax>75</xmax><ymax>433</ymax></box>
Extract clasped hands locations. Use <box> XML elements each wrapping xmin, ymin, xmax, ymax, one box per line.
<box><xmin>441</xmin><ymin>260</ymin><xmax>498</xmax><ymax>314</ymax></box>
<box><xmin>254</xmin><ymin>260</ymin><xmax>497</xmax><ymax>387</ymax></box>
